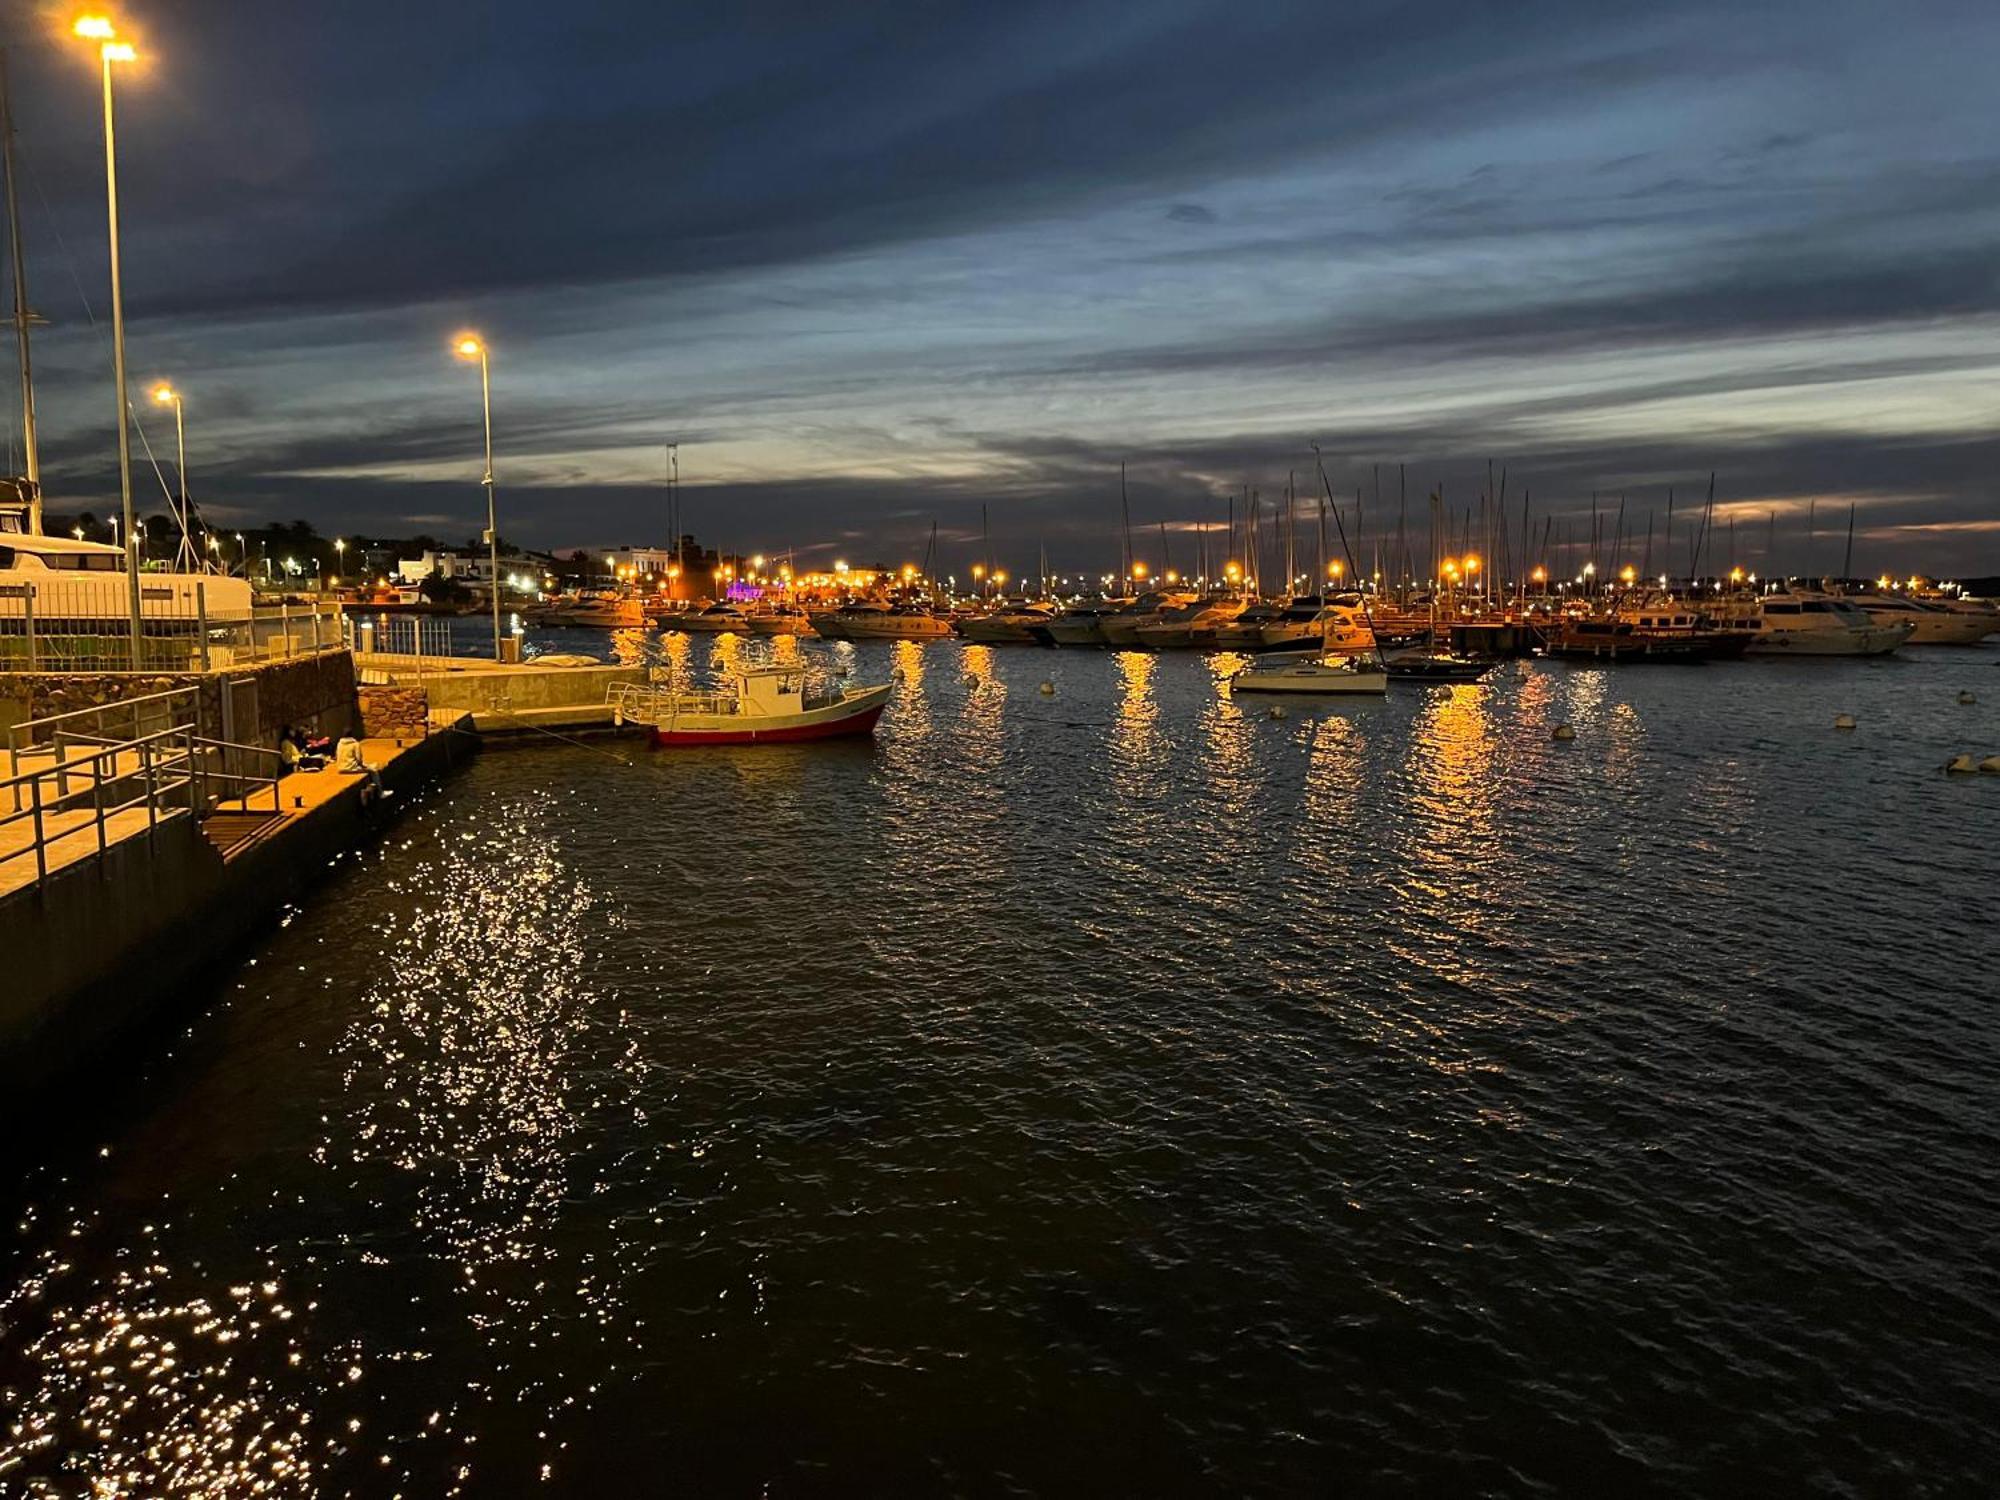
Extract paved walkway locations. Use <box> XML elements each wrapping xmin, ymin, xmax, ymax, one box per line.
<box><xmin>1</xmin><ymin>735</ymin><xmax>424</xmax><ymax>896</ymax></box>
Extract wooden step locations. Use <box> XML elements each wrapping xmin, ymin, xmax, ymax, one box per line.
<box><xmin>200</xmin><ymin>810</ymin><xmax>288</xmax><ymax>859</ymax></box>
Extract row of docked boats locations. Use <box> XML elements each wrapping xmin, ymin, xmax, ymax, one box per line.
<box><xmin>526</xmin><ymin>582</ymin><xmax>1999</xmax><ymax>663</ymax></box>
<box><xmin>1542</xmin><ymin>588</ymin><xmax>1998</xmax><ymax>659</ymax></box>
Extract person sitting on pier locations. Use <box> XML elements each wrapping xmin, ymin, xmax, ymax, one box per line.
<box><xmin>334</xmin><ymin>734</ymin><xmax>387</xmax><ymax>800</ymax></box>
<box><xmin>279</xmin><ymin>726</ymin><xmax>326</xmax><ymax>774</ymax></box>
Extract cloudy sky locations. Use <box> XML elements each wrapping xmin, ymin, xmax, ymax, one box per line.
<box><xmin>7</xmin><ymin>0</ymin><xmax>1999</xmax><ymax>575</ymax></box>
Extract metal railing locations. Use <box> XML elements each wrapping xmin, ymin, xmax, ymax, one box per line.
<box><xmin>0</xmin><ymin>577</ymin><xmax>345</xmax><ymax>672</ymax></box>
<box><xmin>0</xmin><ymin>721</ymin><xmax>284</xmax><ymax>889</ymax></box>
<box><xmin>607</xmin><ymin>682</ymin><xmax>735</xmax><ymax>726</ymax></box>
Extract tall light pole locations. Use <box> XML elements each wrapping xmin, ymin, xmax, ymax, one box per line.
<box><xmin>151</xmin><ymin>382</ymin><xmax>195</xmax><ymax>569</ymax></box>
<box><xmin>454</xmin><ymin>333</ymin><xmax>500</xmax><ymax>659</ymax></box>
<box><xmin>2</xmin><ymin>47</ymin><xmax>41</xmax><ymax>533</ymax></box>
<box><xmin>75</xmin><ymin>16</ymin><xmax>142</xmax><ymax>665</ymax></box>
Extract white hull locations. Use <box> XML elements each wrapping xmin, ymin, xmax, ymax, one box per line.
<box><xmin>1231</xmin><ymin>658</ymin><xmax>1388</xmax><ymax>694</ymax></box>
<box><xmin>838</xmin><ymin>615</ymin><xmax>954</xmax><ymax>640</ymax></box>
<box><xmin>0</xmin><ymin>566</ymin><xmax>254</xmax><ymax>624</ymax></box>
<box><xmin>1748</xmin><ymin>624</ymin><xmax>1909</xmax><ymax>656</ymax></box>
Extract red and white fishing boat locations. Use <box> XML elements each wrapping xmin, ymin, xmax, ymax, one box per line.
<box><xmin>609</xmin><ymin>666</ymin><xmax>892</xmax><ymax>747</ymax></box>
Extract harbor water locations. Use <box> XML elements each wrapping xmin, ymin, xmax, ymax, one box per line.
<box><xmin>3</xmin><ymin>632</ymin><xmax>1997</xmax><ymax>1495</ymax></box>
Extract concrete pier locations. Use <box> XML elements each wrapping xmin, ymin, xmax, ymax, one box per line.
<box><xmin>0</xmin><ymin>715</ymin><xmax>475</xmax><ymax>1116</ymax></box>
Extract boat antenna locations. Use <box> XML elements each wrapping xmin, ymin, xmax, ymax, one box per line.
<box><xmin>1841</xmin><ymin>501</ymin><xmax>1855</xmax><ymax>582</ymax></box>
<box><xmin>1312</xmin><ymin>444</ymin><xmax>1383</xmax><ymax>667</ymax></box>
<box><xmin>1</xmin><ymin>47</ymin><xmax>39</xmax><ymax>532</ymax></box>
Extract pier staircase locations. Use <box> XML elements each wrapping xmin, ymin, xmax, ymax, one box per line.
<box><xmin>2</xmin><ymin>687</ymin><xmax>286</xmax><ymax>893</ymax></box>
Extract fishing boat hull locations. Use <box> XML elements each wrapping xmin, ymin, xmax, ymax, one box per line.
<box><xmin>649</xmin><ymin>684</ymin><xmax>893</xmax><ymax>746</ymax></box>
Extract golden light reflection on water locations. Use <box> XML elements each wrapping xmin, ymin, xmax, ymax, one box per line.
<box><xmin>1108</xmin><ymin>652</ymin><xmax>1161</xmax><ymax>801</ymax></box>
<box><xmin>887</xmin><ymin>639</ymin><xmax>930</xmax><ymax>748</ymax></box>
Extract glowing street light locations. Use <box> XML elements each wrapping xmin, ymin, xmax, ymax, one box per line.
<box><xmin>1131</xmin><ymin>560</ymin><xmax>1149</xmax><ymax>581</ymax></box>
<box><xmin>150</xmin><ymin>382</ymin><xmax>199</xmax><ymax>569</ymax></box>
<box><xmin>334</xmin><ymin>536</ymin><xmax>346</xmax><ymax>587</ymax></box>
<box><xmin>1328</xmin><ymin>559</ymin><xmax>1345</xmax><ymax>581</ymax></box>
<box><xmin>75</xmin><ymin>13</ymin><xmax>143</xmax><ymax>662</ymax></box>
<box><xmin>452</xmin><ymin>332</ymin><xmax>501</xmax><ymax>659</ymax></box>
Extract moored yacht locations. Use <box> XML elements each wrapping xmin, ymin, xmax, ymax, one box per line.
<box><xmin>1229</xmin><ymin>653</ymin><xmax>1388</xmax><ymax>695</ymax></box>
<box><xmin>1099</xmin><ymin>590</ymin><xmax>1194</xmax><ymax>648</ymax></box>
<box><xmin>955</xmin><ymin>600</ymin><xmax>1058</xmax><ymax>643</ymax></box>
<box><xmin>1257</xmin><ymin>596</ymin><xmax>1331</xmax><ymax>648</ymax></box>
<box><xmin>745</xmin><ymin>602</ymin><xmax>814</xmax><ymax>636</ymax></box>
<box><xmin>1208</xmin><ymin>600</ymin><xmax>1283</xmax><ymax>647</ymax></box>
<box><xmin>1134</xmin><ymin>598</ymin><xmax>1239</xmax><ymax>649</ymax></box>
<box><xmin>0</xmin><ymin>518</ymin><xmax>254</xmax><ymax>648</ymax></box>
<box><xmin>1746</xmin><ymin>591</ymin><xmax>1911</xmax><ymax>655</ymax></box>
<box><xmin>1844</xmin><ymin>592</ymin><xmax>1995</xmax><ymax>646</ymax></box>
<box><xmin>674</xmin><ymin>600</ymin><xmax>752</xmax><ymax>633</ymax></box>
<box><xmin>1043</xmin><ymin>602</ymin><xmax>1121</xmax><ymax>647</ymax></box>
<box><xmin>836</xmin><ymin>601</ymin><xmax>954</xmax><ymax>640</ymax></box>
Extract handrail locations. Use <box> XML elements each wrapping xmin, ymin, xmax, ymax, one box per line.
<box><xmin>0</xmin><ymin>722</ymin><xmax>202</xmax><ymax>885</ymax></box>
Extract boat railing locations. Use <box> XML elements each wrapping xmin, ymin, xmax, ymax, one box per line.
<box><xmin>607</xmin><ymin>681</ymin><xmax>736</xmax><ymax>726</ymax></box>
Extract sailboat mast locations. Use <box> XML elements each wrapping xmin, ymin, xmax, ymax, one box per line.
<box><xmin>1</xmin><ymin>48</ymin><xmax>39</xmax><ymax>533</ymax></box>
<box><xmin>1119</xmin><ymin>461</ymin><xmax>1133</xmax><ymax>586</ymax></box>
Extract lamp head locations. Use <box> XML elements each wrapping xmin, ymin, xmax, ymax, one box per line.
<box><xmin>454</xmin><ymin>334</ymin><xmax>485</xmax><ymax>360</ymax></box>
<box><xmin>151</xmin><ymin>383</ymin><xmax>176</xmax><ymax>406</ymax></box>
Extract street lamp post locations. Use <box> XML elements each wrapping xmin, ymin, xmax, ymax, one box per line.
<box><xmin>151</xmin><ymin>382</ymin><xmax>195</xmax><ymax>569</ymax></box>
<box><xmin>454</xmin><ymin>334</ymin><xmax>501</xmax><ymax>660</ymax></box>
<box><xmin>75</xmin><ymin>16</ymin><xmax>142</xmax><ymax>665</ymax></box>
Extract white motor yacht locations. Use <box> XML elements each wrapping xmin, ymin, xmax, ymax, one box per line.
<box><xmin>1209</xmin><ymin>601</ymin><xmax>1282</xmax><ymax>647</ymax></box>
<box><xmin>955</xmin><ymin>601</ymin><xmax>1057</xmax><ymax>643</ymax></box>
<box><xmin>673</xmin><ymin>601</ymin><xmax>751</xmax><ymax>634</ymax></box>
<box><xmin>745</xmin><ymin>603</ymin><xmax>814</xmax><ymax>636</ymax></box>
<box><xmin>1134</xmin><ymin>598</ymin><xmax>1238</xmax><ymax>649</ymax></box>
<box><xmin>1747</xmin><ymin>592</ymin><xmax>1911</xmax><ymax>655</ymax></box>
<box><xmin>836</xmin><ymin>602</ymin><xmax>954</xmax><ymax>640</ymax></box>
<box><xmin>1844</xmin><ymin>592</ymin><xmax>1995</xmax><ymax>646</ymax></box>
<box><xmin>1099</xmin><ymin>591</ymin><xmax>1194</xmax><ymax>648</ymax></box>
<box><xmin>1</xmin><ymin>516</ymin><xmax>253</xmax><ymax>647</ymax></box>
<box><xmin>1044</xmin><ymin>602</ymin><xmax>1123</xmax><ymax>647</ymax></box>
<box><xmin>1257</xmin><ymin>596</ymin><xmax>1331</xmax><ymax>648</ymax></box>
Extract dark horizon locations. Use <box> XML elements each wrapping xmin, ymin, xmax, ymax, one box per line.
<box><xmin>5</xmin><ymin>0</ymin><xmax>1998</xmax><ymax>576</ymax></box>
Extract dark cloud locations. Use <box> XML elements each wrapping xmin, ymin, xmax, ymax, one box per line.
<box><xmin>4</xmin><ymin>0</ymin><xmax>1997</xmax><ymax>573</ymax></box>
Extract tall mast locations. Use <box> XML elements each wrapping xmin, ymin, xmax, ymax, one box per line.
<box><xmin>1</xmin><ymin>48</ymin><xmax>40</xmax><ymax>532</ymax></box>
<box><xmin>1119</xmin><ymin>461</ymin><xmax>1132</xmax><ymax>585</ymax></box>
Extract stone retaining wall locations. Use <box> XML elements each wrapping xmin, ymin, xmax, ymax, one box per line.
<box><xmin>358</xmin><ymin>685</ymin><xmax>430</xmax><ymax>739</ymax></box>
<box><xmin>0</xmin><ymin>650</ymin><xmax>360</xmax><ymax>750</ymax></box>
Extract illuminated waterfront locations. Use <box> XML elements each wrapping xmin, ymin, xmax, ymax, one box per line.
<box><xmin>2</xmin><ymin>639</ymin><xmax>1996</xmax><ymax>1494</ymax></box>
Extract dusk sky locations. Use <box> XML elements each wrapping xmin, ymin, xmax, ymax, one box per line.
<box><xmin>8</xmin><ymin>0</ymin><xmax>1999</xmax><ymax>575</ymax></box>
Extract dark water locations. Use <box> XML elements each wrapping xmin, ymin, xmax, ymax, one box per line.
<box><xmin>4</xmin><ymin>630</ymin><xmax>1998</xmax><ymax>1496</ymax></box>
